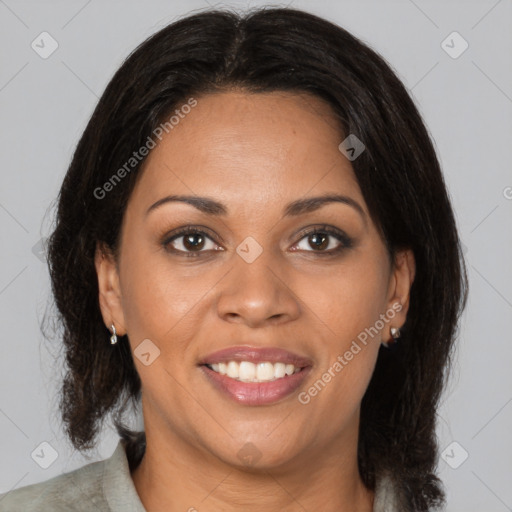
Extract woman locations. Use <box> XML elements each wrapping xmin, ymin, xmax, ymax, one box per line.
<box><xmin>0</xmin><ymin>6</ymin><xmax>467</xmax><ymax>511</ymax></box>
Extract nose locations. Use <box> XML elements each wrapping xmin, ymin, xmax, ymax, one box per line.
<box><xmin>216</xmin><ymin>247</ymin><xmax>301</xmax><ymax>328</ymax></box>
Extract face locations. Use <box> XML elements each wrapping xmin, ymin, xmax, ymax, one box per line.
<box><xmin>96</xmin><ymin>90</ymin><xmax>414</xmax><ymax>471</ymax></box>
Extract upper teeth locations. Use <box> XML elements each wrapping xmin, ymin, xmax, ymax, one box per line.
<box><xmin>209</xmin><ymin>361</ymin><xmax>300</xmax><ymax>382</ymax></box>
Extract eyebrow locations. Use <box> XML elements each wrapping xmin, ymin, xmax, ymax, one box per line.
<box><xmin>145</xmin><ymin>193</ymin><xmax>367</xmax><ymax>223</ymax></box>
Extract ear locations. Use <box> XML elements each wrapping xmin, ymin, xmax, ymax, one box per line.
<box><xmin>386</xmin><ymin>248</ymin><xmax>416</xmax><ymax>337</ymax></box>
<box><xmin>94</xmin><ymin>241</ymin><xmax>126</xmax><ymax>336</ymax></box>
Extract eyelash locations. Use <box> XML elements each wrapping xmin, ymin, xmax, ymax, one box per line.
<box><xmin>161</xmin><ymin>225</ymin><xmax>353</xmax><ymax>258</ymax></box>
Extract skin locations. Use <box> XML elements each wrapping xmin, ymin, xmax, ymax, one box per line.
<box><xmin>95</xmin><ymin>90</ymin><xmax>415</xmax><ymax>512</ymax></box>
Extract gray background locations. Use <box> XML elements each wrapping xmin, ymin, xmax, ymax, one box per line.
<box><xmin>1</xmin><ymin>0</ymin><xmax>511</xmax><ymax>510</ymax></box>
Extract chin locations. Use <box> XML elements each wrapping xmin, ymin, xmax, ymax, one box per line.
<box><xmin>206</xmin><ymin>438</ymin><xmax>305</xmax><ymax>473</ymax></box>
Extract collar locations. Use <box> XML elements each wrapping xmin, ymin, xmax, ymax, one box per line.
<box><xmin>102</xmin><ymin>439</ymin><xmax>146</xmax><ymax>512</ymax></box>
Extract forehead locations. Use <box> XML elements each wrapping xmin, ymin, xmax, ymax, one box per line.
<box><xmin>129</xmin><ymin>90</ymin><xmax>364</xmax><ymax>213</ymax></box>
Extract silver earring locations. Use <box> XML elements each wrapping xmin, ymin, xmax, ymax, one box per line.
<box><xmin>110</xmin><ymin>324</ymin><xmax>118</xmax><ymax>345</ymax></box>
<box><xmin>382</xmin><ymin>326</ymin><xmax>401</xmax><ymax>348</ymax></box>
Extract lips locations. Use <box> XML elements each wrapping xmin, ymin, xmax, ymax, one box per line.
<box><xmin>199</xmin><ymin>346</ymin><xmax>313</xmax><ymax>406</ymax></box>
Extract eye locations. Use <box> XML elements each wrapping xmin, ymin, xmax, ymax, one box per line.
<box><xmin>291</xmin><ymin>225</ymin><xmax>353</xmax><ymax>255</ymax></box>
<box><xmin>163</xmin><ymin>227</ymin><xmax>222</xmax><ymax>257</ymax></box>
<box><xmin>162</xmin><ymin>225</ymin><xmax>353</xmax><ymax>258</ymax></box>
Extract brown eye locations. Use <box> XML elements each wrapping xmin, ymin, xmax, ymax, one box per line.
<box><xmin>292</xmin><ymin>226</ymin><xmax>353</xmax><ymax>255</ymax></box>
<box><xmin>163</xmin><ymin>228</ymin><xmax>221</xmax><ymax>256</ymax></box>
<box><xmin>308</xmin><ymin>232</ymin><xmax>329</xmax><ymax>251</ymax></box>
<box><xmin>182</xmin><ymin>233</ymin><xmax>206</xmax><ymax>251</ymax></box>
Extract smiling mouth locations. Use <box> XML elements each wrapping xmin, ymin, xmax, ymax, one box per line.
<box><xmin>199</xmin><ymin>346</ymin><xmax>313</xmax><ymax>404</ymax></box>
<box><xmin>204</xmin><ymin>361</ymin><xmax>303</xmax><ymax>383</ymax></box>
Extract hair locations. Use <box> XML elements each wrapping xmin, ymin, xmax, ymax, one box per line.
<box><xmin>45</xmin><ymin>6</ymin><xmax>468</xmax><ymax>511</ymax></box>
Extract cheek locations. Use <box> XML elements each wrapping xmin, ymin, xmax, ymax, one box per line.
<box><xmin>298</xmin><ymin>256</ymin><xmax>389</xmax><ymax>343</ymax></box>
<box><xmin>295</xmin><ymin>263</ymin><xmax>386</xmax><ymax>434</ymax></box>
<box><xmin>118</xmin><ymin>244</ymin><xmax>230</xmax><ymax>379</ymax></box>
<box><xmin>119</xmin><ymin>241</ymin><xmax>204</xmax><ymax>336</ymax></box>
<box><xmin>292</xmin><ymin>251</ymin><xmax>388</xmax><ymax>407</ymax></box>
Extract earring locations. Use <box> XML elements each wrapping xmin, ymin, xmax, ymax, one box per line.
<box><xmin>382</xmin><ymin>326</ymin><xmax>401</xmax><ymax>348</ymax></box>
<box><xmin>110</xmin><ymin>324</ymin><xmax>118</xmax><ymax>345</ymax></box>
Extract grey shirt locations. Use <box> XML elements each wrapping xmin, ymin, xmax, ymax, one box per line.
<box><xmin>0</xmin><ymin>439</ymin><xmax>403</xmax><ymax>511</ymax></box>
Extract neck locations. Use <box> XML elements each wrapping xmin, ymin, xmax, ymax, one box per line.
<box><xmin>131</xmin><ymin>424</ymin><xmax>374</xmax><ymax>512</ymax></box>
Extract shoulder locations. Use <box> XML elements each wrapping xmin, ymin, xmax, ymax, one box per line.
<box><xmin>0</xmin><ymin>456</ymin><xmax>107</xmax><ymax>511</ymax></box>
<box><xmin>0</xmin><ymin>438</ymin><xmax>146</xmax><ymax>512</ymax></box>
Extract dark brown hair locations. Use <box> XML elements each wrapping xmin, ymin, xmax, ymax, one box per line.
<box><xmin>45</xmin><ymin>7</ymin><xmax>468</xmax><ymax>511</ymax></box>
